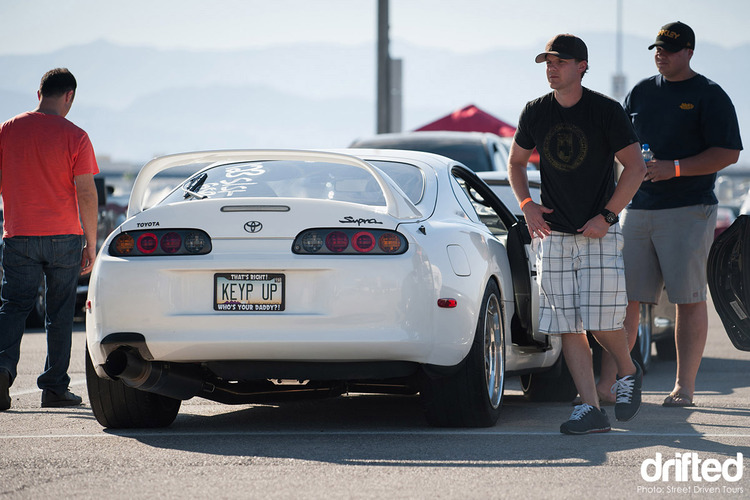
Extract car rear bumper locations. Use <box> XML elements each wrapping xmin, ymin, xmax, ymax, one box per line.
<box><xmin>86</xmin><ymin>249</ymin><xmax>479</xmax><ymax>369</ymax></box>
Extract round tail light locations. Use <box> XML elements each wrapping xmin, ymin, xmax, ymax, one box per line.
<box><xmin>300</xmin><ymin>232</ymin><xmax>324</xmax><ymax>253</ymax></box>
<box><xmin>183</xmin><ymin>232</ymin><xmax>208</xmax><ymax>254</ymax></box>
<box><xmin>352</xmin><ymin>231</ymin><xmax>376</xmax><ymax>253</ymax></box>
<box><xmin>136</xmin><ymin>233</ymin><xmax>158</xmax><ymax>254</ymax></box>
<box><xmin>325</xmin><ymin>231</ymin><xmax>349</xmax><ymax>253</ymax></box>
<box><xmin>160</xmin><ymin>232</ymin><xmax>182</xmax><ymax>253</ymax></box>
<box><xmin>378</xmin><ymin>233</ymin><xmax>402</xmax><ymax>253</ymax></box>
<box><xmin>113</xmin><ymin>234</ymin><xmax>135</xmax><ymax>255</ymax></box>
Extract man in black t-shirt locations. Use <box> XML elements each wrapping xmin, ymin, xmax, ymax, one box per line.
<box><xmin>509</xmin><ymin>34</ymin><xmax>647</xmax><ymax>434</ymax></box>
<box><xmin>605</xmin><ymin>22</ymin><xmax>743</xmax><ymax>408</ymax></box>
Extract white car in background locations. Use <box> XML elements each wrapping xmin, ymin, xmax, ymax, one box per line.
<box><xmin>85</xmin><ymin>149</ymin><xmax>575</xmax><ymax>429</ymax></box>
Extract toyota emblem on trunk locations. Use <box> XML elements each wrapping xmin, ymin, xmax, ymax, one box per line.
<box><xmin>244</xmin><ymin>221</ymin><xmax>263</xmax><ymax>233</ymax></box>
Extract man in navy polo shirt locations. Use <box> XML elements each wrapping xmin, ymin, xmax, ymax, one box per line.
<box><xmin>602</xmin><ymin>22</ymin><xmax>743</xmax><ymax>408</ymax></box>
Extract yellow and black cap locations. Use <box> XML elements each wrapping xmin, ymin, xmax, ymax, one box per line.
<box><xmin>648</xmin><ymin>21</ymin><xmax>695</xmax><ymax>52</ymax></box>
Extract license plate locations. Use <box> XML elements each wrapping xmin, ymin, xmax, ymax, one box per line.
<box><xmin>214</xmin><ymin>273</ymin><xmax>285</xmax><ymax>311</ymax></box>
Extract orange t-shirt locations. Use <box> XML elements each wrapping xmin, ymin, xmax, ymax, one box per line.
<box><xmin>0</xmin><ymin>111</ymin><xmax>99</xmax><ymax>238</ymax></box>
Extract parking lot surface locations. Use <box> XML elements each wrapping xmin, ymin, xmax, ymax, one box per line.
<box><xmin>1</xmin><ymin>302</ymin><xmax>749</xmax><ymax>499</ymax></box>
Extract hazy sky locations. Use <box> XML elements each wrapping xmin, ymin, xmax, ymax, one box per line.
<box><xmin>2</xmin><ymin>0</ymin><xmax>749</xmax><ymax>55</ymax></box>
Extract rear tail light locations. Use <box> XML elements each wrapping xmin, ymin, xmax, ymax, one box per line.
<box><xmin>136</xmin><ymin>233</ymin><xmax>158</xmax><ymax>254</ymax></box>
<box><xmin>160</xmin><ymin>232</ymin><xmax>182</xmax><ymax>253</ymax></box>
<box><xmin>293</xmin><ymin>228</ymin><xmax>407</xmax><ymax>255</ymax></box>
<box><xmin>325</xmin><ymin>231</ymin><xmax>349</xmax><ymax>253</ymax></box>
<box><xmin>109</xmin><ymin>229</ymin><xmax>212</xmax><ymax>256</ymax></box>
<box><xmin>351</xmin><ymin>231</ymin><xmax>376</xmax><ymax>253</ymax></box>
<box><xmin>378</xmin><ymin>233</ymin><xmax>402</xmax><ymax>253</ymax></box>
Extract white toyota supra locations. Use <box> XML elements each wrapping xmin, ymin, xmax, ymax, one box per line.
<box><xmin>85</xmin><ymin>148</ymin><xmax>576</xmax><ymax>429</ymax></box>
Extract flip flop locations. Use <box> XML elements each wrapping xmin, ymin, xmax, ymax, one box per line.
<box><xmin>571</xmin><ymin>390</ymin><xmax>615</xmax><ymax>406</ymax></box>
<box><xmin>663</xmin><ymin>392</ymin><xmax>695</xmax><ymax>407</ymax></box>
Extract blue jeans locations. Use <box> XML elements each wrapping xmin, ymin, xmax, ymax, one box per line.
<box><xmin>0</xmin><ymin>235</ymin><xmax>83</xmax><ymax>392</ymax></box>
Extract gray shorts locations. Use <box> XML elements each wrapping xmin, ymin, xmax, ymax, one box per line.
<box><xmin>621</xmin><ymin>204</ymin><xmax>717</xmax><ymax>305</ymax></box>
<box><xmin>537</xmin><ymin>227</ymin><xmax>627</xmax><ymax>335</ymax></box>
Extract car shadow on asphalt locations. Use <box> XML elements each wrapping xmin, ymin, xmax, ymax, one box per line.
<box><xmin>100</xmin><ymin>386</ymin><xmax>750</xmax><ymax>469</ymax></box>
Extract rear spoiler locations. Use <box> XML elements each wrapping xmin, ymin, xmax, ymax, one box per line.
<box><xmin>127</xmin><ymin>149</ymin><xmax>422</xmax><ymax>220</ymax></box>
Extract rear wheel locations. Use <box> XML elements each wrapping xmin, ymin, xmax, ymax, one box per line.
<box><xmin>633</xmin><ymin>304</ymin><xmax>653</xmax><ymax>372</ymax></box>
<box><xmin>520</xmin><ymin>350</ymin><xmax>578</xmax><ymax>402</ymax></box>
<box><xmin>86</xmin><ymin>345</ymin><xmax>181</xmax><ymax>428</ymax></box>
<box><xmin>655</xmin><ymin>335</ymin><xmax>677</xmax><ymax>360</ymax></box>
<box><xmin>420</xmin><ymin>280</ymin><xmax>505</xmax><ymax>427</ymax></box>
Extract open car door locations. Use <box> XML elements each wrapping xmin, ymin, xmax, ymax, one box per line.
<box><xmin>451</xmin><ymin>165</ymin><xmax>542</xmax><ymax>348</ymax></box>
<box><xmin>707</xmin><ymin>214</ymin><xmax>750</xmax><ymax>351</ymax></box>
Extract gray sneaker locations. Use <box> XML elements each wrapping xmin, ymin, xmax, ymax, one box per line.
<box><xmin>612</xmin><ymin>359</ymin><xmax>643</xmax><ymax>422</ymax></box>
<box><xmin>560</xmin><ymin>404</ymin><xmax>611</xmax><ymax>435</ymax></box>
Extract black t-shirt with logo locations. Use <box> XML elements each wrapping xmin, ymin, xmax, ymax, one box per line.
<box><xmin>515</xmin><ymin>87</ymin><xmax>639</xmax><ymax>233</ymax></box>
<box><xmin>624</xmin><ymin>74</ymin><xmax>743</xmax><ymax>210</ymax></box>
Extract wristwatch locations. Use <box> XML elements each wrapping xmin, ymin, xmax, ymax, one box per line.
<box><xmin>600</xmin><ymin>209</ymin><xmax>619</xmax><ymax>225</ymax></box>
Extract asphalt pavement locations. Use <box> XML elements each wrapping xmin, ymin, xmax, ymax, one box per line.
<box><xmin>1</xmin><ymin>300</ymin><xmax>749</xmax><ymax>499</ymax></box>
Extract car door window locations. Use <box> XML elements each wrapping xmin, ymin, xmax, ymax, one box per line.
<box><xmin>491</xmin><ymin>142</ymin><xmax>508</xmax><ymax>172</ymax></box>
<box><xmin>450</xmin><ymin>171</ymin><xmax>508</xmax><ymax>235</ymax></box>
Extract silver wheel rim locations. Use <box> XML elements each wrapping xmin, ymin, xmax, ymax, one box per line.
<box><xmin>484</xmin><ymin>293</ymin><xmax>504</xmax><ymax>408</ymax></box>
<box><xmin>639</xmin><ymin>304</ymin><xmax>653</xmax><ymax>368</ymax></box>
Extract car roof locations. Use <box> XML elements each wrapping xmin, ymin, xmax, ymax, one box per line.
<box><xmin>330</xmin><ymin>147</ymin><xmax>458</xmax><ymax>166</ymax></box>
<box><xmin>479</xmin><ymin>170</ymin><xmax>541</xmax><ymax>184</ymax></box>
<box><xmin>350</xmin><ymin>131</ymin><xmax>502</xmax><ymax>147</ymax></box>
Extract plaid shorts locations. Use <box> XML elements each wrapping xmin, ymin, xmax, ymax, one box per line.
<box><xmin>537</xmin><ymin>227</ymin><xmax>627</xmax><ymax>334</ymax></box>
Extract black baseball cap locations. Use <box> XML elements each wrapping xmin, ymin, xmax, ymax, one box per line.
<box><xmin>535</xmin><ymin>34</ymin><xmax>588</xmax><ymax>63</ymax></box>
<box><xmin>648</xmin><ymin>21</ymin><xmax>695</xmax><ymax>52</ymax></box>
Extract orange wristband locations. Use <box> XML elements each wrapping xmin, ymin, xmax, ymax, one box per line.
<box><xmin>674</xmin><ymin>160</ymin><xmax>681</xmax><ymax>177</ymax></box>
<box><xmin>519</xmin><ymin>197</ymin><xmax>533</xmax><ymax>209</ymax></box>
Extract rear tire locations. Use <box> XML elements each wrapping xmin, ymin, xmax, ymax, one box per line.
<box><xmin>520</xmin><ymin>351</ymin><xmax>578</xmax><ymax>402</ymax></box>
<box><xmin>633</xmin><ymin>304</ymin><xmax>653</xmax><ymax>372</ymax></box>
<box><xmin>420</xmin><ymin>280</ymin><xmax>505</xmax><ymax>427</ymax></box>
<box><xmin>86</xmin><ymin>345</ymin><xmax>181</xmax><ymax>428</ymax></box>
<box><xmin>655</xmin><ymin>336</ymin><xmax>677</xmax><ymax>360</ymax></box>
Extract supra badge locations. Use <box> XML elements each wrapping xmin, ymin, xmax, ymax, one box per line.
<box><xmin>244</xmin><ymin>221</ymin><xmax>263</xmax><ymax>233</ymax></box>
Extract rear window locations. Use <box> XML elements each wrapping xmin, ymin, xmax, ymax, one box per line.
<box><xmin>369</xmin><ymin>160</ymin><xmax>425</xmax><ymax>204</ymax></box>
<box><xmin>158</xmin><ymin>160</ymin><xmax>423</xmax><ymax>207</ymax></box>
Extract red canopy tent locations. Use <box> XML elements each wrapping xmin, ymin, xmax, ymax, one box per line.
<box><xmin>415</xmin><ymin>104</ymin><xmax>540</xmax><ymax>164</ymax></box>
<box><xmin>415</xmin><ymin>103</ymin><xmax>517</xmax><ymax>137</ymax></box>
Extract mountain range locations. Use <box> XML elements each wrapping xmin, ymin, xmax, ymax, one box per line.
<box><xmin>1</xmin><ymin>34</ymin><xmax>746</xmax><ymax>169</ymax></box>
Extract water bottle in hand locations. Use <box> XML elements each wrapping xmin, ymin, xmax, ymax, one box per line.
<box><xmin>642</xmin><ymin>144</ymin><xmax>654</xmax><ymax>162</ymax></box>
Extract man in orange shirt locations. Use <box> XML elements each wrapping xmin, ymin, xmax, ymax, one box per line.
<box><xmin>0</xmin><ymin>68</ymin><xmax>99</xmax><ymax>410</ymax></box>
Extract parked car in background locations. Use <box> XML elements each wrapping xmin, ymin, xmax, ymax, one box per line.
<box><xmin>716</xmin><ymin>165</ymin><xmax>750</xmax><ymax>211</ymax></box>
<box><xmin>350</xmin><ymin>131</ymin><xmax>511</xmax><ymax>173</ymax></box>
<box><xmin>0</xmin><ymin>177</ymin><xmax>120</xmax><ymax>327</ymax></box>
<box><xmin>715</xmin><ymin>164</ymin><xmax>750</xmax><ymax>236</ymax></box>
<box><xmin>85</xmin><ymin>148</ymin><xmax>578</xmax><ymax>429</ymax></box>
<box><xmin>715</xmin><ymin>206</ymin><xmax>737</xmax><ymax>239</ymax></box>
<box><xmin>479</xmin><ymin>171</ymin><xmax>541</xmax><ymax>210</ymax></box>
